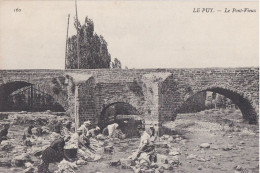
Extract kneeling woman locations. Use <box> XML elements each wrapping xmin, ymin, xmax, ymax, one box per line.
<box><xmin>38</xmin><ymin>138</ymin><xmax>66</xmax><ymax>173</ymax></box>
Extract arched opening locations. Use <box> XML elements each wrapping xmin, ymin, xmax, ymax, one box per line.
<box><xmin>99</xmin><ymin>102</ymin><xmax>143</xmax><ymax>138</ymax></box>
<box><xmin>177</xmin><ymin>87</ymin><xmax>257</xmax><ymax>124</ymax></box>
<box><xmin>0</xmin><ymin>81</ymin><xmax>65</xmax><ymax>112</ymax></box>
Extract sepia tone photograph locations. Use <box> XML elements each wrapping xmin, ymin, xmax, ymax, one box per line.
<box><xmin>0</xmin><ymin>0</ymin><xmax>259</xmax><ymax>173</ymax></box>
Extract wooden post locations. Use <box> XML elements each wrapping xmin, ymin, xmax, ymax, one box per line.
<box><xmin>65</xmin><ymin>14</ymin><xmax>70</xmax><ymax>69</ymax></box>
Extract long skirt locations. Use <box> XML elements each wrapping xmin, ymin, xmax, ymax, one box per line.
<box><xmin>41</xmin><ymin>147</ymin><xmax>64</xmax><ymax>164</ymax></box>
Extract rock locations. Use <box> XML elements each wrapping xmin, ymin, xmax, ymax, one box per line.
<box><xmin>155</xmin><ymin>142</ymin><xmax>169</xmax><ymax>148</ymax></box>
<box><xmin>120</xmin><ymin>158</ymin><xmax>134</xmax><ymax>169</ymax></box>
<box><xmin>76</xmin><ymin>159</ymin><xmax>87</xmax><ymax>165</ymax></box>
<box><xmin>211</xmin><ymin>146</ymin><xmax>218</xmax><ymax>150</ymax></box>
<box><xmin>23</xmin><ymin>167</ymin><xmax>35</xmax><ymax>173</ymax></box>
<box><xmin>169</xmin><ymin>151</ymin><xmax>180</xmax><ymax>156</ymax></box>
<box><xmin>157</xmin><ymin>154</ymin><xmax>168</xmax><ymax>164</ymax></box>
<box><xmin>187</xmin><ymin>154</ymin><xmax>196</xmax><ymax>160</ymax></box>
<box><xmin>45</xmin><ymin>110</ymin><xmax>52</xmax><ymax>114</ymax></box>
<box><xmin>24</xmin><ymin>139</ymin><xmax>33</xmax><ymax>147</ymax></box>
<box><xmin>96</xmin><ymin>134</ymin><xmax>106</xmax><ymax>140</ymax></box>
<box><xmin>31</xmin><ymin>127</ymin><xmax>37</xmax><ymax>135</ymax></box>
<box><xmin>49</xmin><ymin>132</ymin><xmax>61</xmax><ymax>140</ymax></box>
<box><xmin>196</xmin><ymin>158</ymin><xmax>206</xmax><ymax>162</ymax></box>
<box><xmin>143</xmin><ymin>169</ymin><xmax>156</xmax><ymax>173</ymax></box>
<box><xmin>239</xmin><ymin>141</ymin><xmax>245</xmax><ymax>145</ymax></box>
<box><xmin>93</xmin><ymin>154</ymin><xmax>102</xmax><ymax>161</ymax></box>
<box><xmin>10</xmin><ymin>168</ymin><xmax>24</xmax><ymax>172</ymax></box>
<box><xmin>200</xmin><ymin>143</ymin><xmax>210</xmax><ymax>148</ymax></box>
<box><xmin>206</xmin><ymin>157</ymin><xmax>211</xmax><ymax>161</ymax></box>
<box><xmin>173</xmin><ymin>134</ymin><xmax>179</xmax><ymax>139</ymax></box>
<box><xmin>198</xmin><ymin>166</ymin><xmax>202</xmax><ymax>170</ymax></box>
<box><xmin>0</xmin><ymin>141</ymin><xmax>14</xmax><ymax>151</ymax></box>
<box><xmin>169</xmin><ymin>156</ymin><xmax>180</xmax><ymax>166</ymax></box>
<box><xmin>42</xmin><ymin>126</ymin><xmax>50</xmax><ymax>134</ymax></box>
<box><xmin>121</xmin><ymin>158</ymin><xmax>132</xmax><ymax>167</ymax></box>
<box><xmin>175</xmin><ymin>137</ymin><xmax>182</xmax><ymax>142</ymax></box>
<box><xmin>29</xmin><ymin>147</ymin><xmax>44</xmax><ymax>156</ymax></box>
<box><xmin>0</xmin><ymin>158</ymin><xmax>11</xmax><ymax>167</ymax></box>
<box><xmin>222</xmin><ymin>145</ymin><xmax>233</xmax><ymax>151</ymax></box>
<box><xmin>25</xmin><ymin>162</ymin><xmax>33</xmax><ymax>168</ymax></box>
<box><xmin>167</xmin><ymin>136</ymin><xmax>174</xmax><ymax>142</ymax></box>
<box><xmin>12</xmin><ymin>153</ymin><xmax>31</xmax><ymax>167</ymax></box>
<box><xmin>234</xmin><ymin>165</ymin><xmax>243</xmax><ymax>171</ymax></box>
<box><xmin>109</xmin><ymin>160</ymin><xmax>121</xmax><ymax>167</ymax></box>
<box><xmin>104</xmin><ymin>146</ymin><xmax>113</xmax><ymax>153</ymax></box>
<box><xmin>162</xmin><ymin>135</ymin><xmax>170</xmax><ymax>139</ymax></box>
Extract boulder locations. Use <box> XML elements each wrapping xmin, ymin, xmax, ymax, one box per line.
<box><xmin>96</xmin><ymin>134</ymin><xmax>106</xmax><ymax>140</ymax></box>
<box><xmin>161</xmin><ymin>135</ymin><xmax>170</xmax><ymax>140</ymax></box>
<box><xmin>42</xmin><ymin>126</ymin><xmax>50</xmax><ymax>134</ymax></box>
<box><xmin>0</xmin><ymin>158</ymin><xmax>11</xmax><ymax>167</ymax></box>
<box><xmin>12</xmin><ymin>153</ymin><xmax>31</xmax><ymax>167</ymax></box>
<box><xmin>0</xmin><ymin>141</ymin><xmax>14</xmax><ymax>151</ymax></box>
<box><xmin>222</xmin><ymin>145</ymin><xmax>233</xmax><ymax>151</ymax></box>
<box><xmin>155</xmin><ymin>142</ymin><xmax>169</xmax><ymax>148</ymax></box>
<box><xmin>31</xmin><ymin>127</ymin><xmax>38</xmax><ymax>135</ymax></box>
<box><xmin>157</xmin><ymin>154</ymin><xmax>168</xmax><ymax>164</ymax></box>
<box><xmin>25</xmin><ymin>162</ymin><xmax>33</xmax><ymax>168</ymax></box>
<box><xmin>168</xmin><ymin>156</ymin><xmax>180</xmax><ymax>167</ymax></box>
<box><xmin>239</xmin><ymin>141</ymin><xmax>245</xmax><ymax>145</ymax></box>
<box><xmin>187</xmin><ymin>154</ymin><xmax>197</xmax><ymax>160</ymax></box>
<box><xmin>104</xmin><ymin>146</ymin><xmax>113</xmax><ymax>153</ymax></box>
<box><xmin>200</xmin><ymin>143</ymin><xmax>210</xmax><ymax>148</ymax></box>
<box><xmin>142</xmin><ymin>169</ymin><xmax>155</xmax><ymax>173</ymax></box>
<box><xmin>120</xmin><ymin>158</ymin><xmax>134</xmax><ymax>168</ymax></box>
<box><xmin>120</xmin><ymin>159</ymin><xmax>134</xmax><ymax>168</ymax></box>
<box><xmin>45</xmin><ymin>110</ymin><xmax>52</xmax><ymax>114</ymax></box>
<box><xmin>23</xmin><ymin>167</ymin><xmax>35</xmax><ymax>173</ymax></box>
<box><xmin>109</xmin><ymin>160</ymin><xmax>121</xmax><ymax>167</ymax></box>
<box><xmin>196</xmin><ymin>158</ymin><xmax>206</xmax><ymax>162</ymax></box>
<box><xmin>167</xmin><ymin>136</ymin><xmax>174</xmax><ymax>142</ymax></box>
<box><xmin>29</xmin><ymin>147</ymin><xmax>45</xmax><ymax>156</ymax></box>
<box><xmin>234</xmin><ymin>165</ymin><xmax>243</xmax><ymax>171</ymax></box>
<box><xmin>169</xmin><ymin>150</ymin><xmax>180</xmax><ymax>156</ymax></box>
<box><xmin>76</xmin><ymin>159</ymin><xmax>88</xmax><ymax>165</ymax></box>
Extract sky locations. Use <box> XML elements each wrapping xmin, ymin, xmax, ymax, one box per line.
<box><xmin>0</xmin><ymin>1</ymin><xmax>258</xmax><ymax>69</ymax></box>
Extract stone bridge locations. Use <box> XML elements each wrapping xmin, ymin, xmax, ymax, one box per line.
<box><xmin>0</xmin><ymin>68</ymin><xmax>258</xmax><ymax>129</ymax></box>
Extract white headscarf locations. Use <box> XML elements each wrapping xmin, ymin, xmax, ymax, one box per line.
<box><xmin>107</xmin><ymin>123</ymin><xmax>119</xmax><ymax>137</ymax></box>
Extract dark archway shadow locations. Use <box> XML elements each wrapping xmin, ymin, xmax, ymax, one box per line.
<box><xmin>0</xmin><ymin>81</ymin><xmax>65</xmax><ymax>112</ymax></box>
<box><xmin>98</xmin><ymin>102</ymin><xmax>143</xmax><ymax>138</ymax></box>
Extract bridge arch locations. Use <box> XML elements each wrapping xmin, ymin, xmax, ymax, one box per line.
<box><xmin>0</xmin><ymin>81</ymin><xmax>65</xmax><ymax>112</ymax></box>
<box><xmin>98</xmin><ymin>101</ymin><xmax>143</xmax><ymax>137</ymax></box>
<box><xmin>178</xmin><ymin>86</ymin><xmax>258</xmax><ymax>124</ymax></box>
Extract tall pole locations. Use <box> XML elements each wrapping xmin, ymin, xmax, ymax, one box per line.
<box><xmin>65</xmin><ymin>14</ymin><xmax>70</xmax><ymax>69</ymax></box>
<box><xmin>75</xmin><ymin>0</ymin><xmax>80</xmax><ymax>69</ymax></box>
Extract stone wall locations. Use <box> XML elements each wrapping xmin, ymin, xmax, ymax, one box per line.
<box><xmin>158</xmin><ymin>68</ymin><xmax>259</xmax><ymax>124</ymax></box>
<box><xmin>0</xmin><ymin>67</ymin><xmax>258</xmax><ymax>125</ymax></box>
<box><xmin>77</xmin><ymin>77</ymin><xmax>96</xmax><ymax>125</ymax></box>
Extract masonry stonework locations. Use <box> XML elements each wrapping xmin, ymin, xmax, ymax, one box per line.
<box><xmin>0</xmin><ymin>68</ymin><xmax>258</xmax><ymax>127</ymax></box>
